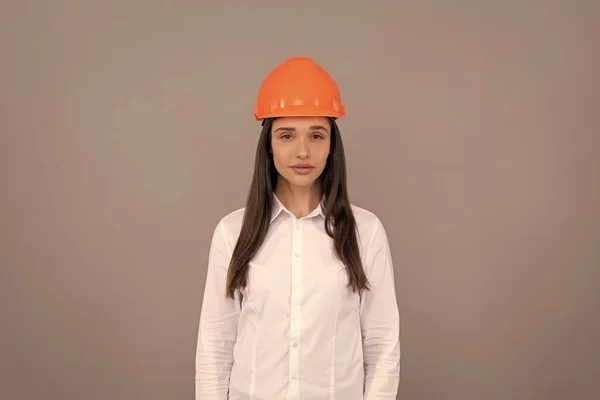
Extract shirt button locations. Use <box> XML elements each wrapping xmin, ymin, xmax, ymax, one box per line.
<box><xmin>295</xmin><ymin>222</ymin><xmax>300</xmax><ymax>229</ymax></box>
<box><xmin>292</xmin><ymin>341</ymin><xmax>299</xmax><ymax>347</ymax></box>
<box><xmin>294</xmin><ymin>253</ymin><xmax>300</xmax><ymax>258</ymax></box>
<box><xmin>292</xmin><ymin>373</ymin><xmax>299</xmax><ymax>380</ymax></box>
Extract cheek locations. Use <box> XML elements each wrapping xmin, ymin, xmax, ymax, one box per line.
<box><xmin>271</xmin><ymin>152</ymin><xmax>289</xmax><ymax>175</ymax></box>
<box><xmin>314</xmin><ymin>148</ymin><xmax>330</xmax><ymax>169</ymax></box>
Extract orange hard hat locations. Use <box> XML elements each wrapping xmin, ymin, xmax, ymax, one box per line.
<box><xmin>253</xmin><ymin>57</ymin><xmax>346</xmax><ymax>121</ymax></box>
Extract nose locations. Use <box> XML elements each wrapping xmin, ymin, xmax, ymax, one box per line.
<box><xmin>297</xmin><ymin>136</ymin><xmax>309</xmax><ymax>159</ymax></box>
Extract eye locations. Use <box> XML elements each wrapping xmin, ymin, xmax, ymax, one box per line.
<box><xmin>280</xmin><ymin>133</ymin><xmax>293</xmax><ymax>140</ymax></box>
<box><xmin>312</xmin><ymin>133</ymin><xmax>325</xmax><ymax>139</ymax></box>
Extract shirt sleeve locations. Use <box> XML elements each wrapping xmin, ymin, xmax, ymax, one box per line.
<box><xmin>195</xmin><ymin>221</ymin><xmax>241</xmax><ymax>400</ymax></box>
<box><xmin>360</xmin><ymin>217</ymin><xmax>401</xmax><ymax>399</ymax></box>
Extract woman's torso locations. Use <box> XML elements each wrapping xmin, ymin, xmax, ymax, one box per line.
<box><xmin>220</xmin><ymin>198</ymin><xmax>379</xmax><ymax>400</ymax></box>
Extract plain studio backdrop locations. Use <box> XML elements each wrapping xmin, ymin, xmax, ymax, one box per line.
<box><xmin>1</xmin><ymin>1</ymin><xmax>599</xmax><ymax>399</ymax></box>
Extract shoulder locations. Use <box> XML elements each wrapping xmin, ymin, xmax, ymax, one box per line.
<box><xmin>349</xmin><ymin>204</ymin><xmax>394</xmax><ymax>272</ymax></box>
<box><xmin>211</xmin><ymin>207</ymin><xmax>245</xmax><ymax>251</ymax></box>
<box><xmin>217</xmin><ymin>207</ymin><xmax>245</xmax><ymax>231</ymax></box>
<box><xmin>351</xmin><ymin>204</ymin><xmax>383</xmax><ymax>232</ymax></box>
<box><xmin>350</xmin><ymin>203</ymin><xmax>389</xmax><ymax>247</ymax></box>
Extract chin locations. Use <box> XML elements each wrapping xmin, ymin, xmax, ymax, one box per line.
<box><xmin>283</xmin><ymin>175</ymin><xmax>318</xmax><ymax>188</ymax></box>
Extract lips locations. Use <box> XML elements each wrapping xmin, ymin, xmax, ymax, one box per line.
<box><xmin>291</xmin><ymin>164</ymin><xmax>314</xmax><ymax>175</ymax></box>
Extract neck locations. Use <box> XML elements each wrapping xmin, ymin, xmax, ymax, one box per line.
<box><xmin>274</xmin><ymin>180</ymin><xmax>322</xmax><ymax>219</ymax></box>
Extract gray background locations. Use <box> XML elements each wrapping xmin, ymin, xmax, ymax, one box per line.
<box><xmin>1</xmin><ymin>1</ymin><xmax>599</xmax><ymax>399</ymax></box>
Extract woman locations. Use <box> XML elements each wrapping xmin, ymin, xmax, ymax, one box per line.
<box><xmin>195</xmin><ymin>57</ymin><xmax>400</xmax><ymax>400</ymax></box>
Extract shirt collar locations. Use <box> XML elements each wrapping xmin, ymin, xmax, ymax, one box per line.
<box><xmin>270</xmin><ymin>193</ymin><xmax>325</xmax><ymax>223</ymax></box>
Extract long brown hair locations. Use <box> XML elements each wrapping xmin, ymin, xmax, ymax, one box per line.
<box><xmin>225</xmin><ymin>117</ymin><xmax>370</xmax><ymax>298</ymax></box>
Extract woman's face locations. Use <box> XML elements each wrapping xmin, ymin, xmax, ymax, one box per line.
<box><xmin>270</xmin><ymin>116</ymin><xmax>331</xmax><ymax>189</ymax></box>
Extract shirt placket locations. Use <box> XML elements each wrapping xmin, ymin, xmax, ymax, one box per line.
<box><xmin>288</xmin><ymin>218</ymin><xmax>303</xmax><ymax>398</ymax></box>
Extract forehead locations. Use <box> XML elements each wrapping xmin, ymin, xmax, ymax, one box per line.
<box><xmin>271</xmin><ymin>116</ymin><xmax>331</xmax><ymax>132</ymax></box>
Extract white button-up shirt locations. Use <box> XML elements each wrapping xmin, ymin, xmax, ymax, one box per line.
<box><xmin>196</xmin><ymin>195</ymin><xmax>400</xmax><ymax>399</ymax></box>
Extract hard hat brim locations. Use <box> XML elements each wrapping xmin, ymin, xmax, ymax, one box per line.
<box><xmin>254</xmin><ymin>105</ymin><xmax>345</xmax><ymax>121</ymax></box>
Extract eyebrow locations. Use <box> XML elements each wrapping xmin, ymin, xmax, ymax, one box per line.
<box><xmin>274</xmin><ymin>125</ymin><xmax>329</xmax><ymax>132</ymax></box>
